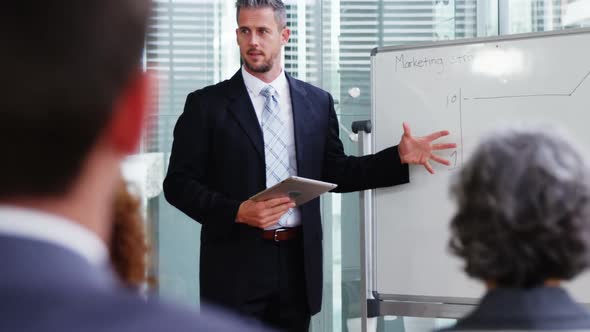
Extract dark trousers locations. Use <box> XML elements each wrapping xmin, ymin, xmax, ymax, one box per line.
<box><xmin>237</xmin><ymin>235</ymin><xmax>311</xmax><ymax>332</ymax></box>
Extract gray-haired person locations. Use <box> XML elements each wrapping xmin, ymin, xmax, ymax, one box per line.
<box><xmin>163</xmin><ymin>0</ymin><xmax>456</xmax><ymax>330</ymax></box>
<box><xmin>440</xmin><ymin>127</ymin><xmax>590</xmax><ymax>331</ymax></box>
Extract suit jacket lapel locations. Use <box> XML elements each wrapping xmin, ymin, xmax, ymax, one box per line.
<box><xmin>226</xmin><ymin>70</ymin><xmax>265</xmax><ymax>161</ymax></box>
<box><xmin>287</xmin><ymin>74</ymin><xmax>313</xmax><ymax>177</ymax></box>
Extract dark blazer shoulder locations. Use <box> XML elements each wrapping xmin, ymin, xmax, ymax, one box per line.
<box><xmin>180</xmin><ymin>73</ymin><xmax>247</xmax><ymax>122</ymax></box>
<box><xmin>286</xmin><ymin>74</ymin><xmax>331</xmax><ymax>100</ymax></box>
<box><xmin>194</xmin><ymin>77</ymin><xmax>232</xmax><ymax>95</ymax></box>
<box><xmin>189</xmin><ymin>70</ymin><xmax>246</xmax><ymax>99</ymax></box>
<box><xmin>439</xmin><ymin>287</ymin><xmax>590</xmax><ymax>331</ymax></box>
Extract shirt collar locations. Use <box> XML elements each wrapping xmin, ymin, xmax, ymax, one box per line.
<box><xmin>241</xmin><ymin>65</ymin><xmax>289</xmax><ymax>99</ymax></box>
<box><xmin>0</xmin><ymin>205</ymin><xmax>108</xmax><ymax>267</ymax></box>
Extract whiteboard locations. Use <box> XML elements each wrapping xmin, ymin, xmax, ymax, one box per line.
<box><xmin>371</xmin><ymin>28</ymin><xmax>590</xmax><ymax>304</ymax></box>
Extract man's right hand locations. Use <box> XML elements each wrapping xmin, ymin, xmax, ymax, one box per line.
<box><xmin>236</xmin><ymin>197</ymin><xmax>295</xmax><ymax>229</ymax></box>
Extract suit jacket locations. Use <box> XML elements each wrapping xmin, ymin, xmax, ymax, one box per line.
<box><xmin>163</xmin><ymin>70</ymin><xmax>409</xmax><ymax>315</ymax></box>
<box><xmin>0</xmin><ymin>235</ymin><xmax>271</xmax><ymax>332</ymax></box>
<box><xmin>440</xmin><ymin>287</ymin><xmax>590</xmax><ymax>331</ymax></box>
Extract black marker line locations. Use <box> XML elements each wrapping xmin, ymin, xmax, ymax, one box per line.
<box><xmin>569</xmin><ymin>70</ymin><xmax>590</xmax><ymax>96</ymax></box>
<box><xmin>463</xmin><ymin>70</ymin><xmax>590</xmax><ymax>100</ymax></box>
<box><xmin>459</xmin><ymin>88</ymin><xmax>464</xmax><ymax>165</ymax></box>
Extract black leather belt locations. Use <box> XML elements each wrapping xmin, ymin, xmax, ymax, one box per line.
<box><xmin>262</xmin><ymin>227</ymin><xmax>301</xmax><ymax>242</ymax></box>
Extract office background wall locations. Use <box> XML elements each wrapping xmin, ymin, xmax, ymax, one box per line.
<box><xmin>139</xmin><ymin>1</ymin><xmax>590</xmax><ymax>331</ymax></box>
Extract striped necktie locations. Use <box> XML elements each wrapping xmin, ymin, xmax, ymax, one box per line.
<box><xmin>260</xmin><ymin>85</ymin><xmax>294</xmax><ymax>226</ymax></box>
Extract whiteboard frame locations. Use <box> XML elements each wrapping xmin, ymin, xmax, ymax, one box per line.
<box><xmin>364</xmin><ymin>27</ymin><xmax>590</xmax><ymax>323</ymax></box>
<box><xmin>371</xmin><ymin>27</ymin><xmax>590</xmax><ymax>56</ymax></box>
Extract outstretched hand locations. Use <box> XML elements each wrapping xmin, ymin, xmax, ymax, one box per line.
<box><xmin>397</xmin><ymin>122</ymin><xmax>457</xmax><ymax>174</ymax></box>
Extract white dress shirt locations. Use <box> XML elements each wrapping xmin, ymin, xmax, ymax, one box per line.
<box><xmin>0</xmin><ymin>205</ymin><xmax>108</xmax><ymax>267</ymax></box>
<box><xmin>242</xmin><ymin>66</ymin><xmax>301</xmax><ymax>228</ymax></box>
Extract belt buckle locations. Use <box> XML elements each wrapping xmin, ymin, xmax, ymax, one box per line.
<box><xmin>274</xmin><ymin>228</ymin><xmax>287</xmax><ymax>242</ymax></box>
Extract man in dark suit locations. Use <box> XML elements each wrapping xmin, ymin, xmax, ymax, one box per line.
<box><xmin>0</xmin><ymin>1</ymin><xmax>271</xmax><ymax>331</ymax></box>
<box><xmin>441</xmin><ymin>127</ymin><xmax>590</xmax><ymax>331</ymax></box>
<box><xmin>164</xmin><ymin>0</ymin><xmax>456</xmax><ymax>330</ymax></box>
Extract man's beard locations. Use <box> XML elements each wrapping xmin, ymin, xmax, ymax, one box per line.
<box><xmin>244</xmin><ymin>56</ymin><xmax>274</xmax><ymax>73</ymax></box>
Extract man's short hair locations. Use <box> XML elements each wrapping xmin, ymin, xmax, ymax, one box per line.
<box><xmin>235</xmin><ymin>0</ymin><xmax>287</xmax><ymax>29</ymax></box>
<box><xmin>449</xmin><ymin>127</ymin><xmax>590</xmax><ymax>287</ymax></box>
<box><xmin>0</xmin><ymin>1</ymin><xmax>150</xmax><ymax>198</ymax></box>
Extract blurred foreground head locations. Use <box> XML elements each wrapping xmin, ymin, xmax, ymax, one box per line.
<box><xmin>0</xmin><ymin>0</ymin><xmax>151</xmax><ymax>200</ymax></box>
<box><xmin>449</xmin><ymin>127</ymin><xmax>590</xmax><ymax>287</ymax></box>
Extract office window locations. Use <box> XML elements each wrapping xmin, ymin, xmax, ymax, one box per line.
<box><xmin>143</xmin><ymin>0</ymin><xmax>228</xmax><ymax>306</ymax></box>
<box><xmin>503</xmin><ymin>0</ymin><xmax>590</xmax><ymax>34</ymax></box>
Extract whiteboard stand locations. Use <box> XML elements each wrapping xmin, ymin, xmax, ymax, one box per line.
<box><xmin>352</xmin><ymin>120</ymin><xmax>378</xmax><ymax>332</ymax></box>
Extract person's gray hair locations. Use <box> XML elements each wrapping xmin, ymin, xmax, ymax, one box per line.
<box><xmin>235</xmin><ymin>0</ymin><xmax>287</xmax><ymax>28</ymax></box>
<box><xmin>449</xmin><ymin>126</ymin><xmax>590</xmax><ymax>287</ymax></box>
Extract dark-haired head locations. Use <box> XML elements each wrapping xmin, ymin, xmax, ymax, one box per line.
<box><xmin>449</xmin><ymin>127</ymin><xmax>590</xmax><ymax>287</ymax></box>
<box><xmin>0</xmin><ymin>1</ymin><xmax>151</xmax><ymax>199</ymax></box>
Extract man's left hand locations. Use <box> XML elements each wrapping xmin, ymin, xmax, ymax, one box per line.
<box><xmin>397</xmin><ymin>122</ymin><xmax>457</xmax><ymax>174</ymax></box>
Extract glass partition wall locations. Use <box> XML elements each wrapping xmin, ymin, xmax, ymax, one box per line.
<box><xmin>125</xmin><ymin>0</ymin><xmax>590</xmax><ymax>331</ymax></box>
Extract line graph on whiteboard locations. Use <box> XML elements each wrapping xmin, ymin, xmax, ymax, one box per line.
<box><xmin>445</xmin><ymin>69</ymin><xmax>590</xmax><ymax>170</ymax></box>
